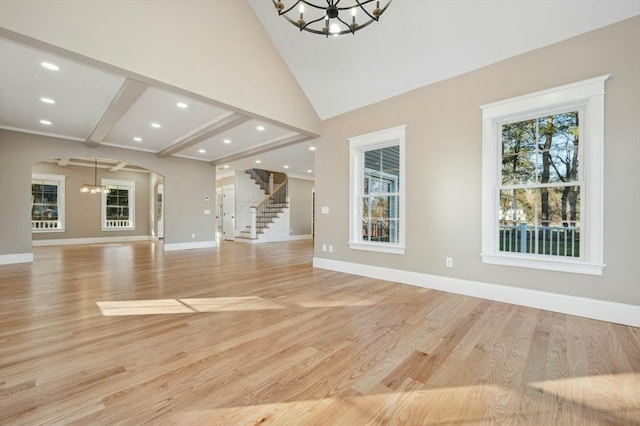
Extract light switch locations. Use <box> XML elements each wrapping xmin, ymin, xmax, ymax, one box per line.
<box><xmin>204</xmin><ymin>209</ymin><xmax>211</xmax><ymax>215</ymax></box>
<box><xmin>321</xmin><ymin>206</ymin><xmax>329</xmax><ymax>214</ymax></box>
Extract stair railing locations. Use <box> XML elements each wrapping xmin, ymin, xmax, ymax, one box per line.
<box><xmin>250</xmin><ymin>177</ymin><xmax>288</xmax><ymax>239</ymax></box>
<box><xmin>246</xmin><ymin>169</ymin><xmax>287</xmax><ymax>194</ymax></box>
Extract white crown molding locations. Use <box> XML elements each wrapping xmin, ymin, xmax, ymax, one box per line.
<box><xmin>313</xmin><ymin>257</ymin><xmax>640</xmax><ymax>328</ymax></box>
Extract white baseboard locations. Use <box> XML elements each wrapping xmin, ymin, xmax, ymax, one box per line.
<box><xmin>287</xmin><ymin>234</ymin><xmax>313</xmax><ymax>241</ymax></box>
<box><xmin>235</xmin><ymin>234</ymin><xmax>313</xmax><ymax>244</ymax></box>
<box><xmin>313</xmin><ymin>257</ymin><xmax>640</xmax><ymax>328</ymax></box>
<box><xmin>164</xmin><ymin>240</ymin><xmax>217</xmax><ymax>251</ymax></box>
<box><xmin>0</xmin><ymin>252</ymin><xmax>34</xmax><ymax>265</ymax></box>
<box><xmin>32</xmin><ymin>235</ymin><xmax>153</xmax><ymax>247</ymax></box>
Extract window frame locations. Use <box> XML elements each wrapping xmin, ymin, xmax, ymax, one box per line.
<box><xmin>349</xmin><ymin>125</ymin><xmax>406</xmax><ymax>255</ymax></box>
<box><xmin>480</xmin><ymin>75</ymin><xmax>609</xmax><ymax>275</ymax></box>
<box><xmin>31</xmin><ymin>173</ymin><xmax>66</xmax><ymax>233</ymax></box>
<box><xmin>101</xmin><ymin>178</ymin><xmax>135</xmax><ymax>231</ymax></box>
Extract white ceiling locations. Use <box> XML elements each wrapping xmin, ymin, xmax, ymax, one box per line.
<box><xmin>248</xmin><ymin>0</ymin><xmax>640</xmax><ymax>119</ymax></box>
<box><xmin>0</xmin><ymin>36</ymin><xmax>316</xmax><ymax>179</ymax></box>
<box><xmin>1</xmin><ymin>1</ymin><xmax>638</xmax><ymax>180</ymax></box>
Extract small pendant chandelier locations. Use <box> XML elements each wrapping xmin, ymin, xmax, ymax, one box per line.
<box><xmin>273</xmin><ymin>1</ymin><xmax>392</xmax><ymax>37</ymax></box>
<box><xmin>80</xmin><ymin>158</ymin><xmax>110</xmax><ymax>194</ymax></box>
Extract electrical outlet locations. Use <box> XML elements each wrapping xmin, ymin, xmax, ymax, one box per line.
<box><xmin>328</xmin><ymin>245</ymin><xmax>333</xmax><ymax>253</ymax></box>
<box><xmin>445</xmin><ymin>257</ymin><xmax>453</xmax><ymax>268</ymax></box>
<box><xmin>322</xmin><ymin>244</ymin><xmax>327</xmax><ymax>252</ymax></box>
<box><xmin>192</xmin><ymin>233</ymin><xmax>196</xmax><ymax>239</ymax></box>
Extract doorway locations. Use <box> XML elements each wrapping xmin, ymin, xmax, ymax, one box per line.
<box><xmin>222</xmin><ymin>184</ymin><xmax>235</xmax><ymax>241</ymax></box>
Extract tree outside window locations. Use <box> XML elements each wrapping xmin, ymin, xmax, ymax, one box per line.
<box><xmin>31</xmin><ymin>174</ymin><xmax>65</xmax><ymax>232</ymax></box>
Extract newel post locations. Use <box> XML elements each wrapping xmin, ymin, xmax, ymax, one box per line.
<box><xmin>250</xmin><ymin>207</ymin><xmax>257</xmax><ymax>239</ymax></box>
<box><xmin>268</xmin><ymin>174</ymin><xmax>274</xmax><ymax>194</ymax></box>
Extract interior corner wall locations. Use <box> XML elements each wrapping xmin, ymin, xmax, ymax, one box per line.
<box><xmin>0</xmin><ymin>0</ymin><xmax>320</xmax><ymax>135</ymax></box>
<box><xmin>0</xmin><ymin>130</ymin><xmax>217</xmax><ymax>255</ymax></box>
<box><xmin>289</xmin><ymin>178</ymin><xmax>314</xmax><ymax>236</ymax></box>
<box><xmin>314</xmin><ymin>17</ymin><xmax>640</xmax><ymax>306</ymax></box>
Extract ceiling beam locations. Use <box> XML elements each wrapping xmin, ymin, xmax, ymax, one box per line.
<box><xmin>157</xmin><ymin>113</ymin><xmax>251</xmax><ymax>158</ymax></box>
<box><xmin>86</xmin><ymin>78</ymin><xmax>148</xmax><ymax>147</ymax></box>
<box><xmin>210</xmin><ymin>134</ymin><xmax>312</xmax><ymax>165</ymax></box>
<box><xmin>109</xmin><ymin>161</ymin><xmax>128</xmax><ymax>172</ymax></box>
<box><xmin>58</xmin><ymin>158</ymin><xmax>70</xmax><ymax>167</ymax></box>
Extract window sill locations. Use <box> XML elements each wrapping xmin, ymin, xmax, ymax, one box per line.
<box><xmin>349</xmin><ymin>241</ymin><xmax>405</xmax><ymax>255</ymax></box>
<box><xmin>481</xmin><ymin>253</ymin><xmax>604</xmax><ymax>275</ymax></box>
<box><xmin>32</xmin><ymin>229</ymin><xmax>65</xmax><ymax>233</ymax></box>
<box><xmin>102</xmin><ymin>227</ymin><xmax>135</xmax><ymax>232</ymax></box>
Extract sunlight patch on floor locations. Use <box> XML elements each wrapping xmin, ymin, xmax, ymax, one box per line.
<box><xmin>97</xmin><ymin>296</ymin><xmax>285</xmax><ymax>316</ymax></box>
<box><xmin>528</xmin><ymin>372</ymin><xmax>640</xmax><ymax>412</ymax></box>
<box><xmin>167</xmin><ymin>374</ymin><xmax>640</xmax><ymax>424</ymax></box>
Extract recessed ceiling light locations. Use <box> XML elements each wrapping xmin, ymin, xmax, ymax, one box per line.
<box><xmin>223</xmin><ymin>139</ymin><xmax>231</xmax><ymax>144</ymax></box>
<box><xmin>256</xmin><ymin>160</ymin><xmax>261</xmax><ymax>164</ymax></box>
<box><xmin>133</xmin><ymin>137</ymin><xmax>143</xmax><ymax>142</ymax></box>
<box><xmin>39</xmin><ymin>119</ymin><xmax>52</xmax><ymax>125</ymax></box>
<box><xmin>309</xmin><ymin>146</ymin><xmax>316</xmax><ymax>151</ymax></box>
<box><xmin>256</xmin><ymin>126</ymin><xmax>265</xmax><ymax>132</ymax></box>
<box><xmin>41</xmin><ymin>62</ymin><xmax>59</xmax><ymax>71</ymax></box>
<box><xmin>284</xmin><ymin>165</ymin><xmax>289</xmax><ymax>169</ymax></box>
<box><xmin>223</xmin><ymin>165</ymin><xmax>230</xmax><ymax>169</ymax></box>
<box><xmin>307</xmin><ymin>169</ymin><xmax>313</xmax><ymax>173</ymax></box>
<box><xmin>151</xmin><ymin>122</ymin><xmax>161</xmax><ymax>128</ymax></box>
<box><xmin>40</xmin><ymin>97</ymin><xmax>55</xmax><ymax>104</ymax></box>
<box><xmin>176</xmin><ymin>102</ymin><xmax>188</xmax><ymax>109</ymax></box>
<box><xmin>198</xmin><ymin>149</ymin><xmax>206</xmax><ymax>153</ymax></box>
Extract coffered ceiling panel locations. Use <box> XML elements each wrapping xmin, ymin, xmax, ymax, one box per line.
<box><xmin>0</xmin><ymin>35</ymin><xmax>315</xmax><ymax>177</ymax></box>
<box><xmin>0</xmin><ymin>37</ymin><xmax>125</xmax><ymax>140</ymax></box>
<box><xmin>103</xmin><ymin>86</ymin><xmax>232</xmax><ymax>152</ymax></box>
<box><xmin>176</xmin><ymin>119</ymin><xmax>298</xmax><ymax>162</ymax></box>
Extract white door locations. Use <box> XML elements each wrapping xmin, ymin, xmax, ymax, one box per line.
<box><xmin>157</xmin><ymin>183</ymin><xmax>164</xmax><ymax>239</ymax></box>
<box><xmin>222</xmin><ymin>184</ymin><xmax>235</xmax><ymax>240</ymax></box>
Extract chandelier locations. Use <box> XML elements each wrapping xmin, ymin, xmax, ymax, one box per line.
<box><xmin>273</xmin><ymin>0</ymin><xmax>392</xmax><ymax>37</ymax></box>
<box><xmin>80</xmin><ymin>158</ymin><xmax>110</xmax><ymax>194</ymax></box>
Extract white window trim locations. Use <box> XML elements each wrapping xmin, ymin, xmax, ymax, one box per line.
<box><xmin>31</xmin><ymin>173</ymin><xmax>66</xmax><ymax>233</ymax></box>
<box><xmin>480</xmin><ymin>75</ymin><xmax>609</xmax><ymax>275</ymax></box>
<box><xmin>349</xmin><ymin>125</ymin><xmax>406</xmax><ymax>255</ymax></box>
<box><xmin>101</xmin><ymin>178</ymin><xmax>135</xmax><ymax>231</ymax></box>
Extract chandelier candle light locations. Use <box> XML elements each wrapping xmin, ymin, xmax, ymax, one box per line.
<box><xmin>80</xmin><ymin>158</ymin><xmax>110</xmax><ymax>194</ymax></box>
<box><xmin>273</xmin><ymin>0</ymin><xmax>392</xmax><ymax>36</ymax></box>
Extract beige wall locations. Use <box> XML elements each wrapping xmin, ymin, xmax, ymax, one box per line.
<box><xmin>289</xmin><ymin>178</ymin><xmax>314</xmax><ymax>236</ymax></box>
<box><xmin>315</xmin><ymin>17</ymin><xmax>640</xmax><ymax>306</ymax></box>
<box><xmin>0</xmin><ymin>130</ymin><xmax>217</xmax><ymax>255</ymax></box>
<box><xmin>0</xmin><ymin>0</ymin><xmax>320</xmax><ymax>135</ymax></box>
<box><xmin>31</xmin><ymin>162</ymin><xmax>151</xmax><ymax>240</ymax></box>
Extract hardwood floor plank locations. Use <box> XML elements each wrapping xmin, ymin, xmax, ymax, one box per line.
<box><xmin>1</xmin><ymin>240</ymin><xmax>638</xmax><ymax>425</ymax></box>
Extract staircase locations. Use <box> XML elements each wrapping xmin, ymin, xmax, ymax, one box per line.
<box><xmin>238</xmin><ymin>169</ymin><xmax>289</xmax><ymax>240</ymax></box>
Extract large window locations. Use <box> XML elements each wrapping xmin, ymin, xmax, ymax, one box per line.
<box><xmin>481</xmin><ymin>76</ymin><xmax>608</xmax><ymax>275</ymax></box>
<box><xmin>31</xmin><ymin>174</ymin><xmax>65</xmax><ymax>232</ymax></box>
<box><xmin>349</xmin><ymin>125</ymin><xmax>406</xmax><ymax>254</ymax></box>
<box><xmin>102</xmin><ymin>179</ymin><xmax>135</xmax><ymax>230</ymax></box>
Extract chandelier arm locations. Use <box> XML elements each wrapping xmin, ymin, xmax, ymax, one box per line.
<box><xmin>335</xmin><ymin>15</ymin><xmax>356</xmax><ymax>34</ymax></box>
<box><xmin>276</xmin><ymin>0</ymin><xmax>298</xmax><ymax>16</ymax></box>
<box><xmin>274</xmin><ymin>0</ymin><xmax>392</xmax><ymax>36</ymax></box>
<box><xmin>300</xmin><ymin>0</ymin><xmax>334</xmax><ymax>12</ymax></box>
<box><xmin>300</xmin><ymin>14</ymin><xmax>329</xmax><ymax>31</ymax></box>
<box><xmin>334</xmin><ymin>0</ymin><xmax>376</xmax><ymax>11</ymax></box>
<box><xmin>354</xmin><ymin>0</ymin><xmax>378</xmax><ymax>21</ymax></box>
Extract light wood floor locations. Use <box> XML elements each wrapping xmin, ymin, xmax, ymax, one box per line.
<box><xmin>1</xmin><ymin>240</ymin><xmax>638</xmax><ymax>425</ymax></box>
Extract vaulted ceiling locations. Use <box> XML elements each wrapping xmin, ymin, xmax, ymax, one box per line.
<box><xmin>1</xmin><ymin>0</ymin><xmax>638</xmax><ymax>179</ymax></box>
